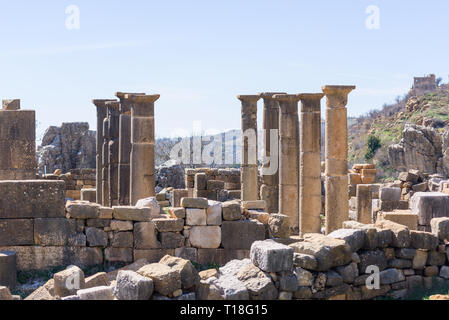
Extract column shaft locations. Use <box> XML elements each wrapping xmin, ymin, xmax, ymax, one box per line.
<box><xmin>274</xmin><ymin>94</ymin><xmax>300</xmax><ymax>235</ymax></box>
<box><xmin>323</xmin><ymin>85</ymin><xmax>356</xmax><ymax>234</ymax></box>
<box><xmin>128</xmin><ymin>94</ymin><xmax>160</xmax><ymax>205</ymax></box>
<box><xmin>298</xmin><ymin>93</ymin><xmax>324</xmax><ymax>235</ymax></box>
<box><xmin>102</xmin><ymin>117</ymin><xmax>110</xmax><ymax>206</ymax></box>
<box><xmin>106</xmin><ymin>101</ymin><xmax>120</xmax><ymax>207</ymax></box>
<box><xmin>238</xmin><ymin>95</ymin><xmax>260</xmax><ymax>201</ymax></box>
<box><xmin>357</xmin><ymin>184</ymin><xmax>372</xmax><ymax>224</ymax></box>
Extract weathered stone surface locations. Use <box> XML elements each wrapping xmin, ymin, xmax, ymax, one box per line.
<box><xmin>335</xmin><ymin>262</ymin><xmax>359</xmax><ymax>284</ymax></box>
<box><xmin>66</xmin><ymin>201</ymin><xmax>100</xmax><ymax>219</ymax></box>
<box><xmin>159</xmin><ymin>232</ymin><xmax>185</xmax><ymax>249</ymax></box>
<box><xmin>113</xmin><ymin>206</ymin><xmax>151</xmax><ymax>221</ymax></box>
<box><xmin>427</xmin><ymin>250</ymin><xmax>446</xmax><ymax>266</ymax></box>
<box><xmin>279</xmin><ymin>272</ymin><xmax>298</xmax><ymax>292</ymax></box>
<box><xmin>379</xmin><ymin>187</ymin><xmax>402</xmax><ymax>201</ymax></box>
<box><xmin>221</xmin><ymin>220</ymin><xmax>265</xmax><ymax>250</ymax></box>
<box><xmin>268</xmin><ymin>214</ymin><xmax>291</xmax><ymax>238</ymax></box>
<box><xmin>375</xmin><ymin>220</ymin><xmax>411</xmax><ymax>248</ymax></box>
<box><xmin>377</xmin><ymin>211</ymin><xmax>418</xmax><ymax>231</ymax></box>
<box><xmin>395</xmin><ymin>248</ymin><xmax>416</xmax><ymax>260</ymax></box>
<box><xmin>207</xmin><ymin>201</ymin><xmax>222</xmax><ymax>226</ymax></box>
<box><xmin>250</xmin><ymin>240</ymin><xmax>293</xmax><ymax>273</ymax></box>
<box><xmin>388</xmin><ymin>259</ymin><xmax>412</xmax><ymax>269</ymax></box>
<box><xmin>114</xmin><ymin>270</ymin><xmax>154</xmax><ymax>300</ymax></box>
<box><xmin>430</xmin><ymin>217</ymin><xmax>449</xmax><ymax>241</ymax></box>
<box><xmin>134</xmin><ymin>249</ymin><xmax>175</xmax><ymax>264</ymax></box>
<box><xmin>86</xmin><ymin>227</ymin><xmax>108</xmax><ymax>247</ymax></box>
<box><xmin>99</xmin><ymin>207</ymin><xmax>114</xmax><ymax>219</ymax></box>
<box><xmin>175</xmin><ymin>247</ymin><xmax>198</xmax><ymax>263</ymax></box>
<box><xmin>0</xmin><ymin>219</ymin><xmax>33</xmax><ymax>246</ymax></box>
<box><xmin>236</xmin><ymin>263</ymin><xmax>277</xmax><ymax>300</ymax></box>
<box><xmin>289</xmin><ymin>234</ymin><xmax>352</xmax><ymax>271</ymax></box>
<box><xmin>199</xmin><ymin>269</ymin><xmax>218</xmax><ymax>280</ymax></box>
<box><xmin>134</xmin><ymin>222</ymin><xmax>161</xmax><ymax>249</ymax></box>
<box><xmin>85</xmin><ymin>272</ymin><xmax>109</xmax><ymax>289</ymax></box>
<box><xmin>293</xmin><ymin>253</ymin><xmax>318</xmax><ymax>271</ymax></box>
<box><xmin>181</xmin><ymin>197</ymin><xmax>208</xmax><ymax>209</ymax></box>
<box><xmin>77</xmin><ymin>285</ymin><xmax>114</xmax><ymax>300</ymax></box>
<box><xmin>0</xmin><ymin>181</ymin><xmax>65</xmax><ymax>219</ymax></box>
<box><xmin>412</xmin><ymin>250</ymin><xmax>428</xmax><ymax>270</ymax></box>
<box><xmin>0</xmin><ymin>251</ymin><xmax>16</xmax><ymax>289</ymax></box>
<box><xmin>105</xmin><ymin>247</ymin><xmax>133</xmax><ymax>262</ymax></box>
<box><xmin>34</xmin><ymin>218</ymin><xmax>80</xmax><ymax>246</ymax></box>
<box><xmin>153</xmin><ymin>218</ymin><xmax>184</xmax><ymax>232</ymax></box>
<box><xmin>360</xmin><ymin>284</ymin><xmax>391</xmax><ymax>300</ymax></box>
<box><xmin>0</xmin><ymin>286</ymin><xmax>13</xmax><ymax>300</ymax></box>
<box><xmin>219</xmin><ymin>259</ymin><xmax>252</xmax><ymax>278</ymax></box>
<box><xmin>106</xmin><ymin>258</ymin><xmax>149</xmax><ymax>281</ymax></box>
<box><xmin>137</xmin><ymin>263</ymin><xmax>182</xmax><ymax>296</ymax></box>
<box><xmin>135</xmin><ymin>197</ymin><xmax>161</xmax><ymax>217</ymax></box>
<box><xmin>328</xmin><ymin>229</ymin><xmax>366</xmax><ymax>252</ymax></box>
<box><xmin>24</xmin><ymin>285</ymin><xmax>55</xmax><ymax>300</ymax></box>
<box><xmin>411</xmin><ymin>192</ymin><xmax>449</xmax><ymax>225</ymax></box>
<box><xmin>213</xmin><ymin>275</ymin><xmax>249</xmax><ymax>300</ymax></box>
<box><xmin>379</xmin><ymin>268</ymin><xmax>405</xmax><ymax>285</ymax></box>
<box><xmin>186</xmin><ymin>208</ymin><xmax>207</xmax><ymax>226</ymax></box>
<box><xmin>54</xmin><ymin>266</ymin><xmax>86</xmax><ymax>297</ymax></box>
<box><xmin>439</xmin><ymin>266</ymin><xmax>449</xmax><ymax>279</ymax></box>
<box><xmin>169</xmin><ymin>207</ymin><xmax>186</xmax><ymax>219</ymax></box>
<box><xmin>189</xmin><ymin>226</ymin><xmax>221</xmax><ymax>249</ymax></box>
<box><xmin>358</xmin><ymin>250</ymin><xmax>387</xmax><ymax>273</ymax></box>
<box><xmin>110</xmin><ymin>220</ymin><xmax>133</xmax><ymax>231</ymax></box>
<box><xmin>410</xmin><ymin>230</ymin><xmax>438</xmax><ymax>250</ymax></box>
<box><xmin>112</xmin><ymin>232</ymin><xmax>133</xmax><ymax>248</ymax></box>
<box><xmin>160</xmin><ymin>255</ymin><xmax>199</xmax><ymax>290</ymax></box>
<box><xmin>222</xmin><ymin>201</ymin><xmax>242</xmax><ymax>221</ymax></box>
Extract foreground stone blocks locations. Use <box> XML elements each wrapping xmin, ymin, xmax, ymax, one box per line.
<box><xmin>431</xmin><ymin>217</ymin><xmax>449</xmax><ymax>241</ymax></box>
<box><xmin>77</xmin><ymin>286</ymin><xmax>114</xmax><ymax>300</ymax></box>
<box><xmin>0</xmin><ymin>181</ymin><xmax>65</xmax><ymax>218</ymax></box>
<box><xmin>137</xmin><ymin>263</ymin><xmax>181</xmax><ymax>296</ymax></box>
<box><xmin>114</xmin><ymin>270</ymin><xmax>154</xmax><ymax>300</ymax></box>
<box><xmin>411</xmin><ymin>192</ymin><xmax>449</xmax><ymax>226</ymax></box>
<box><xmin>54</xmin><ymin>266</ymin><xmax>85</xmax><ymax>297</ymax></box>
<box><xmin>250</xmin><ymin>240</ymin><xmax>293</xmax><ymax>273</ymax></box>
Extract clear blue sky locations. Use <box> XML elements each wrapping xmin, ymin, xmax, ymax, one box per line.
<box><xmin>1</xmin><ymin>0</ymin><xmax>448</xmax><ymax>141</ymax></box>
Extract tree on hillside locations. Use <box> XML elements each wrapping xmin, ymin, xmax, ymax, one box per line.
<box><xmin>365</xmin><ymin>135</ymin><xmax>381</xmax><ymax>162</ymax></box>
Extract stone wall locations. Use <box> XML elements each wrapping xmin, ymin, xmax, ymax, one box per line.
<box><xmin>40</xmin><ymin>169</ymin><xmax>96</xmax><ymax>200</ymax></box>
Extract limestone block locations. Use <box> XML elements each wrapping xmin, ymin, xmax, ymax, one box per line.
<box><xmin>113</xmin><ymin>206</ymin><xmax>151</xmax><ymax>221</ymax></box>
<box><xmin>66</xmin><ymin>201</ymin><xmax>100</xmax><ymax>219</ymax></box>
<box><xmin>189</xmin><ymin>226</ymin><xmax>221</xmax><ymax>249</ymax></box>
<box><xmin>335</xmin><ymin>262</ymin><xmax>359</xmax><ymax>284</ymax></box>
<box><xmin>379</xmin><ymin>187</ymin><xmax>402</xmax><ymax>202</ymax></box>
<box><xmin>221</xmin><ymin>220</ymin><xmax>265</xmax><ymax>250</ymax></box>
<box><xmin>207</xmin><ymin>180</ymin><xmax>225</xmax><ymax>191</ymax></box>
<box><xmin>412</xmin><ymin>250</ymin><xmax>428</xmax><ymax>269</ymax></box>
<box><xmin>379</xmin><ymin>200</ymin><xmax>409</xmax><ymax>212</ymax></box>
<box><xmin>135</xmin><ymin>197</ymin><xmax>161</xmax><ymax>217</ymax></box>
<box><xmin>114</xmin><ymin>270</ymin><xmax>154</xmax><ymax>300</ymax></box>
<box><xmin>171</xmin><ymin>189</ymin><xmax>188</xmax><ymax>208</ymax></box>
<box><xmin>105</xmin><ymin>248</ymin><xmax>133</xmax><ymax>263</ymax></box>
<box><xmin>358</xmin><ymin>250</ymin><xmax>387</xmax><ymax>273</ymax></box>
<box><xmin>377</xmin><ymin>211</ymin><xmax>418</xmax><ymax>231</ymax></box>
<box><xmin>430</xmin><ymin>217</ymin><xmax>449</xmax><ymax>241</ymax></box>
<box><xmin>34</xmin><ymin>218</ymin><xmax>79</xmax><ymax>246</ymax></box>
<box><xmin>175</xmin><ymin>247</ymin><xmax>198</xmax><ymax>263</ymax></box>
<box><xmin>153</xmin><ymin>218</ymin><xmax>184</xmax><ymax>232</ymax></box>
<box><xmin>54</xmin><ymin>266</ymin><xmax>86</xmax><ymax>297</ymax></box>
<box><xmin>137</xmin><ymin>263</ymin><xmax>181</xmax><ymax>296</ymax></box>
<box><xmin>207</xmin><ymin>201</ymin><xmax>222</xmax><ymax>226</ymax></box>
<box><xmin>80</xmin><ymin>188</ymin><xmax>96</xmax><ymax>203</ymax></box>
<box><xmin>410</xmin><ymin>230</ymin><xmax>438</xmax><ymax>250</ymax></box>
<box><xmin>86</xmin><ymin>227</ymin><xmax>108</xmax><ymax>247</ymax></box>
<box><xmin>212</xmin><ymin>275</ymin><xmax>249</xmax><ymax>300</ymax></box>
<box><xmin>222</xmin><ymin>201</ymin><xmax>242</xmax><ymax>221</ymax></box>
<box><xmin>133</xmin><ymin>249</ymin><xmax>174</xmax><ymax>264</ymax></box>
<box><xmin>134</xmin><ymin>222</ymin><xmax>161</xmax><ymax>249</ymax></box>
<box><xmin>241</xmin><ymin>200</ymin><xmax>267</xmax><ymax>211</ymax></box>
<box><xmin>169</xmin><ymin>207</ymin><xmax>186</xmax><ymax>219</ymax></box>
<box><xmin>328</xmin><ymin>229</ymin><xmax>366</xmax><ymax>252</ymax></box>
<box><xmin>0</xmin><ymin>181</ymin><xmax>65</xmax><ymax>218</ymax></box>
<box><xmin>77</xmin><ymin>286</ymin><xmax>114</xmax><ymax>300</ymax></box>
<box><xmin>160</xmin><ymin>255</ymin><xmax>199</xmax><ymax>290</ymax></box>
<box><xmin>110</xmin><ymin>220</ymin><xmax>133</xmax><ymax>231</ymax></box>
<box><xmin>236</xmin><ymin>263</ymin><xmax>278</xmax><ymax>300</ymax></box>
<box><xmin>0</xmin><ymin>219</ymin><xmax>33</xmax><ymax>246</ymax></box>
<box><xmin>289</xmin><ymin>234</ymin><xmax>352</xmax><ymax>271</ymax></box>
<box><xmin>410</xmin><ymin>192</ymin><xmax>449</xmax><ymax>226</ymax></box>
<box><xmin>159</xmin><ymin>232</ymin><xmax>185</xmax><ymax>249</ymax></box>
<box><xmin>268</xmin><ymin>214</ymin><xmax>290</xmax><ymax>238</ymax></box>
<box><xmin>186</xmin><ymin>208</ymin><xmax>207</xmax><ymax>226</ymax></box>
<box><xmin>293</xmin><ymin>253</ymin><xmax>318</xmax><ymax>271</ymax></box>
<box><xmin>427</xmin><ymin>250</ymin><xmax>446</xmax><ymax>266</ymax></box>
<box><xmin>398</xmin><ymin>171</ymin><xmax>419</xmax><ymax>183</ymax></box>
<box><xmin>112</xmin><ymin>232</ymin><xmax>133</xmax><ymax>248</ymax></box>
<box><xmin>0</xmin><ymin>286</ymin><xmax>13</xmax><ymax>300</ymax></box>
<box><xmin>181</xmin><ymin>197</ymin><xmax>208</xmax><ymax>209</ymax></box>
<box><xmin>2</xmin><ymin>99</ymin><xmax>20</xmax><ymax>110</ymax></box>
<box><xmin>0</xmin><ymin>251</ymin><xmax>16</xmax><ymax>289</ymax></box>
<box><xmin>375</xmin><ymin>220</ymin><xmax>411</xmax><ymax>248</ymax></box>
<box><xmin>250</xmin><ymin>239</ymin><xmax>293</xmax><ymax>273</ymax></box>
<box><xmin>85</xmin><ymin>272</ymin><xmax>109</xmax><ymax>289</ymax></box>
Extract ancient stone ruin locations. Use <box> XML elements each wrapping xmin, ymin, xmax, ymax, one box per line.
<box><xmin>2</xmin><ymin>86</ymin><xmax>449</xmax><ymax>301</ymax></box>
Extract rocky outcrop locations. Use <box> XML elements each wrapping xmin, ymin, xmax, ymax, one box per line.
<box><xmin>37</xmin><ymin>123</ymin><xmax>96</xmax><ymax>174</ymax></box>
<box><xmin>155</xmin><ymin>163</ymin><xmax>185</xmax><ymax>192</ymax></box>
<box><xmin>388</xmin><ymin>123</ymin><xmax>446</xmax><ymax>176</ymax></box>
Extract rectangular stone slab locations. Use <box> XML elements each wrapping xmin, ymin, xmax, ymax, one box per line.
<box><xmin>0</xmin><ymin>181</ymin><xmax>65</xmax><ymax>218</ymax></box>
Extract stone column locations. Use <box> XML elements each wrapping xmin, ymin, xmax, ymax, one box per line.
<box><xmin>128</xmin><ymin>94</ymin><xmax>160</xmax><ymax>205</ymax></box>
<box><xmin>298</xmin><ymin>93</ymin><xmax>324</xmax><ymax>235</ymax></box>
<box><xmin>238</xmin><ymin>95</ymin><xmax>260</xmax><ymax>201</ymax></box>
<box><xmin>357</xmin><ymin>184</ymin><xmax>372</xmax><ymax>224</ymax></box>
<box><xmin>322</xmin><ymin>85</ymin><xmax>356</xmax><ymax>234</ymax></box>
<box><xmin>273</xmin><ymin>94</ymin><xmax>300</xmax><ymax>235</ymax></box>
<box><xmin>92</xmin><ymin>99</ymin><xmax>114</xmax><ymax>205</ymax></box>
<box><xmin>259</xmin><ymin>92</ymin><xmax>285</xmax><ymax>214</ymax></box>
<box><xmin>106</xmin><ymin>101</ymin><xmax>120</xmax><ymax>207</ymax></box>
<box><xmin>115</xmin><ymin>92</ymin><xmax>145</xmax><ymax>206</ymax></box>
<box><xmin>102</xmin><ymin>114</ymin><xmax>110</xmax><ymax>206</ymax></box>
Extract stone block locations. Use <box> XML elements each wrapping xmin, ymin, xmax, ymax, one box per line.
<box><xmin>66</xmin><ymin>201</ymin><xmax>100</xmax><ymax>219</ymax></box>
<box><xmin>207</xmin><ymin>180</ymin><xmax>225</xmax><ymax>191</ymax></box>
<box><xmin>160</xmin><ymin>255</ymin><xmax>199</xmax><ymax>291</ymax></box>
<box><xmin>133</xmin><ymin>249</ymin><xmax>174</xmax><ymax>264</ymax></box>
<box><xmin>358</xmin><ymin>250</ymin><xmax>388</xmax><ymax>273</ymax></box>
<box><xmin>379</xmin><ymin>187</ymin><xmax>402</xmax><ymax>202</ymax></box>
<box><xmin>375</xmin><ymin>220</ymin><xmax>411</xmax><ymax>248</ymax></box>
<box><xmin>430</xmin><ymin>217</ymin><xmax>449</xmax><ymax>241</ymax></box>
<box><xmin>377</xmin><ymin>210</ymin><xmax>418</xmax><ymax>230</ymax></box>
<box><xmin>134</xmin><ymin>222</ymin><xmax>161</xmax><ymax>249</ymax></box>
<box><xmin>159</xmin><ymin>232</ymin><xmax>185</xmax><ymax>249</ymax></box>
<box><xmin>2</xmin><ymin>99</ymin><xmax>20</xmax><ymax>110</ymax></box>
<box><xmin>175</xmin><ymin>247</ymin><xmax>198</xmax><ymax>263</ymax></box>
<box><xmin>86</xmin><ymin>227</ymin><xmax>108</xmax><ymax>247</ymax></box>
<box><xmin>0</xmin><ymin>219</ymin><xmax>33</xmax><ymax>246</ymax></box>
<box><xmin>153</xmin><ymin>218</ymin><xmax>184</xmax><ymax>232</ymax></box>
<box><xmin>236</xmin><ymin>263</ymin><xmax>278</xmax><ymax>300</ymax></box>
<box><xmin>112</xmin><ymin>232</ymin><xmax>133</xmax><ymax>248</ymax></box>
<box><xmin>110</xmin><ymin>220</ymin><xmax>133</xmax><ymax>231</ymax></box>
<box><xmin>412</xmin><ymin>250</ymin><xmax>428</xmax><ymax>270</ymax></box>
<box><xmin>105</xmin><ymin>247</ymin><xmax>133</xmax><ymax>263</ymax></box>
<box><xmin>181</xmin><ymin>197</ymin><xmax>208</xmax><ymax>209</ymax></box>
<box><xmin>379</xmin><ymin>200</ymin><xmax>409</xmax><ymax>212</ymax></box>
<box><xmin>410</xmin><ymin>230</ymin><xmax>438</xmax><ymax>250</ymax></box>
<box><xmin>328</xmin><ymin>229</ymin><xmax>366</xmax><ymax>252</ymax></box>
<box><xmin>293</xmin><ymin>253</ymin><xmax>318</xmax><ymax>271</ymax></box>
<box><xmin>80</xmin><ymin>188</ymin><xmax>96</xmax><ymax>203</ymax></box>
<box><xmin>379</xmin><ymin>268</ymin><xmax>405</xmax><ymax>285</ymax></box>
<box><xmin>207</xmin><ymin>200</ymin><xmax>222</xmax><ymax>226</ymax></box>
<box><xmin>54</xmin><ymin>266</ymin><xmax>85</xmax><ymax>298</ymax></box>
<box><xmin>186</xmin><ymin>208</ymin><xmax>207</xmax><ymax>226</ymax></box>
<box><xmin>114</xmin><ymin>270</ymin><xmax>154</xmax><ymax>300</ymax></box>
<box><xmin>112</xmin><ymin>206</ymin><xmax>151</xmax><ymax>221</ymax></box>
<box><xmin>221</xmin><ymin>220</ymin><xmax>265</xmax><ymax>250</ymax></box>
<box><xmin>222</xmin><ymin>201</ymin><xmax>242</xmax><ymax>221</ymax></box>
<box><xmin>85</xmin><ymin>272</ymin><xmax>109</xmax><ymax>289</ymax></box>
<box><xmin>77</xmin><ymin>286</ymin><xmax>114</xmax><ymax>300</ymax></box>
<box><xmin>411</xmin><ymin>192</ymin><xmax>449</xmax><ymax>226</ymax></box>
<box><xmin>195</xmin><ymin>173</ymin><xmax>207</xmax><ymax>190</ymax></box>
<box><xmin>34</xmin><ymin>218</ymin><xmax>79</xmax><ymax>246</ymax></box>
<box><xmin>0</xmin><ymin>181</ymin><xmax>65</xmax><ymax>218</ymax></box>
<box><xmin>168</xmin><ymin>207</ymin><xmax>186</xmax><ymax>219</ymax></box>
<box><xmin>137</xmin><ymin>263</ymin><xmax>181</xmax><ymax>296</ymax></box>
<box><xmin>189</xmin><ymin>226</ymin><xmax>221</xmax><ymax>249</ymax></box>
<box><xmin>0</xmin><ymin>251</ymin><xmax>16</xmax><ymax>289</ymax></box>
<box><xmin>241</xmin><ymin>200</ymin><xmax>267</xmax><ymax>211</ymax></box>
<box><xmin>250</xmin><ymin>239</ymin><xmax>293</xmax><ymax>273</ymax></box>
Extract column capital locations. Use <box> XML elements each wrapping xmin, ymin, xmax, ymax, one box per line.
<box><xmin>259</xmin><ymin>92</ymin><xmax>286</xmax><ymax>100</ymax></box>
<box><xmin>115</xmin><ymin>92</ymin><xmax>146</xmax><ymax>99</ymax></box>
<box><xmin>93</xmin><ymin>99</ymin><xmax>117</xmax><ymax>108</ymax></box>
<box><xmin>124</xmin><ymin>94</ymin><xmax>160</xmax><ymax>103</ymax></box>
<box><xmin>105</xmin><ymin>101</ymin><xmax>120</xmax><ymax>109</ymax></box>
<box><xmin>272</xmin><ymin>94</ymin><xmax>301</xmax><ymax>103</ymax></box>
<box><xmin>297</xmin><ymin>93</ymin><xmax>324</xmax><ymax>100</ymax></box>
<box><xmin>237</xmin><ymin>95</ymin><xmax>261</xmax><ymax>102</ymax></box>
<box><xmin>322</xmin><ymin>85</ymin><xmax>356</xmax><ymax>97</ymax></box>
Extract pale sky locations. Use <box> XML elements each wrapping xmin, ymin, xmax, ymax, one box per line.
<box><xmin>0</xmin><ymin>0</ymin><xmax>448</xmax><ymax>142</ymax></box>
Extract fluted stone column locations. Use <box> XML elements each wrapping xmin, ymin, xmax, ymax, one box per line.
<box><xmin>298</xmin><ymin>93</ymin><xmax>324</xmax><ymax>235</ymax></box>
<box><xmin>260</xmin><ymin>92</ymin><xmax>285</xmax><ymax>214</ymax></box>
<box><xmin>102</xmin><ymin>114</ymin><xmax>110</xmax><ymax>206</ymax></box>
<box><xmin>128</xmin><ymin>94</ymin><xmax>160</xmax><ymax>205</ymax></box>
<box><xmin>273</xmin><ymin>94</ymin><xmax>300</xmax><ymax>235</ymax></box>
<box><xmin>106</xmin><ymin>101</ymin><xmax>120</xmax><ymax>207</ymax></box>
<box><xmin>116</xmin><ymin>92</ymin><xmax>145</xmax><ymax>206</ymax></box>
<box><xmin>238</xmin><ymin>95</ymin><xmax>260</xmax><ymax>201</ymax></box>
<box><xmin>323</xmin><ymin>85</ymin><xmax>356</xmax><ymax>234</ymax></box>
<box><xmin>93</xmin><ymin>99</ymin><xmax>114</xmax><ymax>205</ymax></box>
